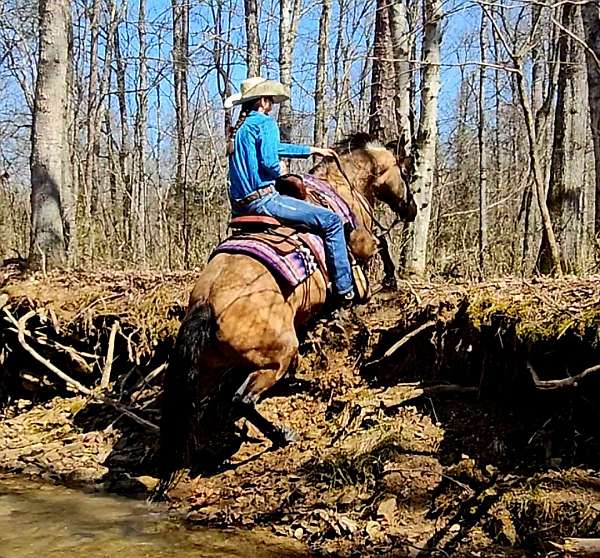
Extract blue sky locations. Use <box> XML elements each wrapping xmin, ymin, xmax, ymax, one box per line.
<box><xmin>0</xmin><ymin>0</ymin><xmax>514</xmax><ymax>176</ymax></box>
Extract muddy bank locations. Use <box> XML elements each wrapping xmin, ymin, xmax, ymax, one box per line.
<box><xmin>1</xmin><ymin>270</ymin><xmax>600</xmax><ymax>556</ymax></box>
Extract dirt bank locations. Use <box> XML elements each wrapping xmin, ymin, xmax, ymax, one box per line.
<box><xmin>1</xmin><ymin>269</ymin><xmax>600</xmax><ymax>556</ymax></box>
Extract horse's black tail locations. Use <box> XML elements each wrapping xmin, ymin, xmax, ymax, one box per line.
<box><xmin>154</xmin><ymin>301</ymin><xmax>215</xmax><ymax>499</ymax></box>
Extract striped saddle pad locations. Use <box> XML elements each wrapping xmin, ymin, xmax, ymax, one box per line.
<box><xmin>210</xmin><ymin>175</ymin><xmax>355</xmax><ymax>290</ymax></box>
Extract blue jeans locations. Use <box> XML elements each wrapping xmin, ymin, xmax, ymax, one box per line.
<box><xmin>238</xmin><ymin>192</ymin><xmax>354</xmax><ymax>295</ymax></box>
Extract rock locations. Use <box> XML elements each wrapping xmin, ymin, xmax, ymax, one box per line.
<box><xmin>365</xmin><ymin>520</ymin><xmax>383</xmax><ymax>539</ymax></box>
<box><xmin>337</xmin><ymin>515</ymin><xmax>359</xmax><ymax>534</ymax></box>
<box><xmin>135</xmin><ymin>475</ymin><xmax>159</xmax><ymax>491</ymax></box>
<box><xmin>377</xmin><ymin>495</ymin><xmax>397</xmax><ymax>524</ymax></box>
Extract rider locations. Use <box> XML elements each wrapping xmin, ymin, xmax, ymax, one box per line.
<box><xmin>224</xmin><ymin>77</ymin><xmax>354</xmax><ymax>305</ymax></box>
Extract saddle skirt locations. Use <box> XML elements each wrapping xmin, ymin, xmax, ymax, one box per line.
<box><xmin>210</xmin><ymin>175</ymin><xmax>356</xmax><ymax>291</ymax></box>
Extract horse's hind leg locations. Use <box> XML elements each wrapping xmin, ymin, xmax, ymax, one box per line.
<box><xmin>232</xmin><ymin>338</ymin><xmax>299</xmax><ymax>448</ymax></box>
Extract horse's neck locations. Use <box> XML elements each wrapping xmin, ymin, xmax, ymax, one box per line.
<box><xmin>313</xmin><ymin>153</ymin><xmax>375</xmax><ymax>229</ymax></box>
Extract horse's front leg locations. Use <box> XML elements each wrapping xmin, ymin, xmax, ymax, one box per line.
<box><xmin>232</xmin><ymin>362</ymin><xmax>299</xmax><ymax>448</ymax></box>
<box><xmin>378</xmin><ymin>235</ymin><xmax>398</xmax><ymax>290</ymax></box>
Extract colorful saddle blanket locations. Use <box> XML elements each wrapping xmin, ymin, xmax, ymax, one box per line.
<box><xmin>210</xmin><ymin>175</ymin><xmax>355</xmax><ymax>290</ymax></box>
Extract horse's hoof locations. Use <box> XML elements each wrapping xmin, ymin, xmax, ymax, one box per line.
<box><xmin>271</xmin><ymin>426</ymin><xmax>299</xmax><ymax>448</ymax></box>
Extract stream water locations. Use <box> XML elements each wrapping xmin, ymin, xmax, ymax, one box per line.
<box><xmin>0</xmin><ymin>477</ymin><xmax>305</xmax><ymax>558</ymax></box>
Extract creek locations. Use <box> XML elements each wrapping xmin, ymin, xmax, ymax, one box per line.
<box><xmin>0</xmin><ymin>477</ymin><xmax>304</xmax><ymax>558</ymax></box>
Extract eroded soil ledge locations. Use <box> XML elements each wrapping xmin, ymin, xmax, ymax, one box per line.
<box><xmin>1</xmin><ymin>268</ymin><xmax>599</xmax><ymax>557</ymax></box>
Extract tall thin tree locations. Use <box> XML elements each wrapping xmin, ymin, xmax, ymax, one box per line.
<box><xmin>244</xmin><ymin>0</ymin><xmax>261</xmax><ymax>76</ymax></box>
<box><xmin>405</xmin><ymin>0</ymin><xmax>442</xmax><ymax>276</ymax></box>
<box><xmin>314</xmin><ymin>0</ymin><xmax>331</xmax><ymax>146</ymax></box>
<box><xmin>369</xmin><ymin>0</ymin><xmax>396</xmax><ymax>141</ymax></box>
<box><xmin>172</xmin><ymin>0</ymin><xmax>190</xmax><ymax>265</ymax></box>
<box><xmin>478</xmin><ymin>10</ymin><xmax>489</xmax><ymax>275</ymax></box>
<box><xmin>278</xmin><ymin>0</ymin><xmax>301</xmax><ymax>141</ymax></box>
<box><xmin>388</xmin><ymin>0</ymin><xmax>412</xmax><ymax>145</ymax></box>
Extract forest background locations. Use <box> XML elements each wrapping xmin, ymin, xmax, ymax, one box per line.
<box><xmin>1</xmin><ymin>0</ymin><xmax>600</xmax><ymax>279</ymax></box>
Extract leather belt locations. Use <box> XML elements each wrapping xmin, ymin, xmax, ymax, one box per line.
<box><xmin>236</xmin><ymin>185</ymin><xmax>275</xmax><ymax>206</ymax></box>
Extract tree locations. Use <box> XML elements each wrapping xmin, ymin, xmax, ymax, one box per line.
<box><xmin>28</xmin><ymin>0</ymin><xmax>71</xmax><ymax>269</ymax></box>
<box><xmin>405</xmin><ymin>0</ymin><xmax>442</xmax><ymax>276</ymax></box>
<box><xmin>244</xmin><ymin>0</ymin><xmax>261</xmax><ymax>76</ymax></box>
<box><xmin>388</xmin><ymin>0</ymin><xmax>412</xmax><ymax>146</ymax></box>
<box><xmin>172</xmin><ymin>0</ymin><xmax>190</xmax><ymax>265</ymax></box>
<box><xmin>314</xmin><ymin>0</ymin><xmax>331</xmax><ymax>146</ymax></box>
<box><xmin>538</xmin><ymin>5</ymin><xmax>588</xmax><ymax>273</ymax></box>
<box><xmin>478</xmin><ymin>10</ymin><xmax>489</xmax><ymax>275</ymax></box>
<box><xmin>582</xmin><ymin>1</ymin><xmax>600</xmax><ymax>237</ymax></box>
<box><xmin>278</xmin><ymin>0</ymin><xmax>301</xmax><ymax>141</ymax></box>
<box><xmin>133</xmin><ymin>0</ymin><xmax>148</xmax><ymax>261</ymax></box>
<box><xmin>369</xmin><ymin>0</ymin><xmax>396</xmax><ymax>141</ymax></box>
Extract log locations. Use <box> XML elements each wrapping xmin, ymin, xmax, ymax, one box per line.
<box><xmin>527</xmin><ymin>361</ymin><xmax>600</xmax><ymax>390</ymax></box>
<box><xmin>3</xmin><ymin>308</ymin><xmax>159</xmax><ymax>432</ymax></box>
<box><xmin>550</xmin><ymin>538</ymin><xmax>600</xmax><ymax>557</ymax></box>
<box><xmin>101</xmin><ymin>320</ymin><xmax>119</xmax><ymax>388</ymax></box>
<box><xmin>365</xmin><ymin>320</ymin><xmax>436</xmax><ymax>368</ymax></box>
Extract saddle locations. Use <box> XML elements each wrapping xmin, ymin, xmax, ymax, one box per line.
<box><xmin>229</xmin><ymin>215</ymin><xmax>282</xmax><ymax>230</ymax></box>
<box><xmin>216</xmin><ymin>176</ymin><xmax>370</xmax><ymax>301</ymax></box>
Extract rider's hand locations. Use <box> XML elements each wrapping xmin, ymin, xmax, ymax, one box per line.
<box><xmin>310</xmin><ymin>147</ymin><xmax>336</xmax><ymax>158</ymax></box>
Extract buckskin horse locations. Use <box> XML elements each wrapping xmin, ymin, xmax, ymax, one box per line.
<box><xmin>158</xmin><ymin>133</ymin><xmax>416</xmax><ymax>488</ymax></box>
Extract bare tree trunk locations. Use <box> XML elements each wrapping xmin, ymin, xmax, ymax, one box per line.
<box><xmin>83</xmin><ymin>0</ymin><xmax>101</xmax><ymax>219</ymax></box>
<box><xmin>478</xmin><ymin>10</ymin><xmax>489</xmax><ymax>276</ymax></box>
<box><xmin>332</xmin><ymin>0</ymin><xmax>348</xmax><ymax>140</ymax></box>
<box><xmin>244</xmin><ymin>0</ymin><xmax>261</xmax><ymax>76</ymax></box>
<box><xmin>29</xmin><ymin>0</ymin><xmax>71</xmax><ymax>269</ymax></box>
<box><xmin>369</xmin><ymin>0</ymin><xmax>396</xmax><ymax>141</ymax></box>
<box><xmin>514</xmin><ymin>60</ymin><xmax>562</xmax><ymax>276</ymax></box>
<box><xmin>172</xmin><ymin>0</ymin><xmax>190</xmax><ymax>266</ymax></box>
<box><xmin>538</xmin><ymin>5</ymin><xmax>587</xmax><ymax>273</ymax></box>
<box><xmin>405</xmin><ymin>0</ymin><xmax>442</xmax><ymax>276</ymax></box>
<box><xmin>114</xmin><ymin>17</ymin><xmax>130</xmax><ymax>240</ymax></box>
<box><xmin>212</xmin><ymin>0</ymin><xmax>233</xmax><ymax>133</ymax></box>
<box><xmin>531</xmin><ymin>4</ymin><xmax>544</xmax><ymax>116</ymax></box>
<box><xmin>388</xmin><ymin>0</ymin><xmax>412</xmax><ymax>146</ymax></box>
<box><xmin>133</xmin><ymin>0</ymin><xmax>148</xmax><ymax>262</ymax></box>
<box><xmin>62</xmin><ymin>26</ymin><xmax>75</xmax><ymax>263</ymax></box>
<box><xmin>582</xmin><ymin>1</ymin><xmax>600</xmax><ymax>237</ymax></box>
<box><xmin>278</xmin><ymin>0</ymin><xmax>301</xmax><ymax>141</ymax></box>
<box><xmin>314</xmin><ymin>0</ymin><xmax>331</xmax><ymax>146</ymax></box>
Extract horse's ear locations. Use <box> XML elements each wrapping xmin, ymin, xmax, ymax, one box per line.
<box><xmin>400</xmin><ymin>153</ymin><xmax>414</xmax><ymax>179</ymax></box>
<box><xmin>385</xmin><ymin>136</ymin><xmax>414</xmax><ymax>179</ymax></box>
<box><xmin>385</xmin><ymin>137</ymin><xmax>409</xmax><ymax>162</ymax></box>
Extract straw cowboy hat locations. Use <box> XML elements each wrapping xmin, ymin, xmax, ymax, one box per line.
<box><xmin>224</xmin><ymin>77</ymin><xmax>290</xmax><ymax>109</ymax></box>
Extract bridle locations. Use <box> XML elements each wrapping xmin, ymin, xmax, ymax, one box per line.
<box><xmin>330</xmin><ymin>151</ymin><xmax>408</xmax><ymax>239</ymax></box>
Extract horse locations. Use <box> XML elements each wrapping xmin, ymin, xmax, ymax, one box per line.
<box><xmin>157</xmin><ymin>133</ymin><xmax>416</xmax><ymax>487</ymax></box>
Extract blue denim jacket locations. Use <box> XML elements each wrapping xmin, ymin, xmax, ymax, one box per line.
<box><xmin>228</xmin><ymin>111</ymin><xmax>311</xmax><ymax>202</ymax></box>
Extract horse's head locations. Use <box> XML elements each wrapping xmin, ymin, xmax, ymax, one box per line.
<box><xmin>371</xmin><ymin>137</ymin><xmax>417</xmax><ymax>222</ymax></box>
<box><xmin>329</xmin><ymin>133</ymin><xmax>417</xmax><ymax>223</ymax></box>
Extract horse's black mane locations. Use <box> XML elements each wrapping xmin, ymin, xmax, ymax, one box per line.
<box><xmin>333</xmin><ymin>132</ymin><xmax>379</xmax><ymax>155</ymax></box>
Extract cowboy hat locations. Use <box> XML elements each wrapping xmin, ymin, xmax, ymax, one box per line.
<box><xmin>224</xmin><ymin>77</ymin><xmax>290</xmax><ymax>109</ymax></box>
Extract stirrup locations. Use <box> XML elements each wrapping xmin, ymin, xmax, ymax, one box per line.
<box><xmin>351</xmin><ymin>263</ymin><xmax>370</xmax><ymax>303</ymax></box>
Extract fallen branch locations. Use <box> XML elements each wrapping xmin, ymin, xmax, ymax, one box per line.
<box><xmin>129</xmin><ymin>362</ymin><xmax>168</xmax><ymax>403</ymax></box>
<box><xmin>5</xmin><ymin>323</ymin><xmax>97</xmax><ymax>374</ymax></box>
<box><xmin>3</xmin><ymin>308</ymin><xmax>159</xmax><ymax>432</ymax></box>
<box><xmin>550</xmin><ymin>538</ymin><xmax>600</xmax><ymax>557</ymax></box>
<box><xmin>527</xmin><ymin>361</ymin><xmax>600</xmax><ymax>390</ymax></box>
<box><xmin>102</xmin><ymin>320</ymin><xmax>119</xmax><ymax>389</ymax></box>
<box><xmin>422</xmin><ymin>384</ymin><xmax>478</xmax><ymax>396</ymax></box>
<box><xmin>366</xmin><ymin>320</ymin><xmax>436</xmax><ymax>368</ymax></box>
